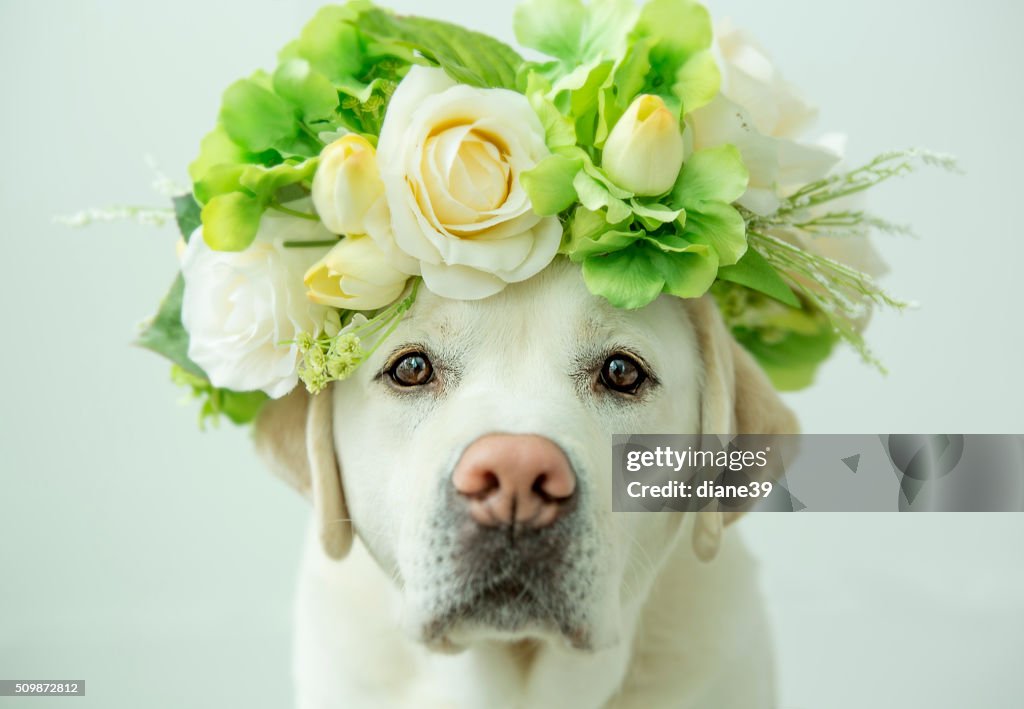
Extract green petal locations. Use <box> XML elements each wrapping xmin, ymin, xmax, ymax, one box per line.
<box><xmin>273</xmin><ymin>59</ymin><xmax>339</xmax><ymax>122</ymax></box>
<box><xmin>514</xmin><ymin>0</ymin><xmax>585</xmax><ymax>64</ymax></box>
<box><xmin>566</xmin><ymin>228</ymin><xmax>638</xmax><ymax>262</ymax></box>
<box><xmin>569</xmin><ymin>60</ymin><xmax>614</xmax><ymax>146</ymax></box>
<box><xmin>647</xmin><ymin>241</ymin><xmax>719</xmax><ymax>298</ymax></box>
<box><xmin>635</xmin><ymin>0</ymin><xmax>713</xmax><ymax>61</ymax></box>
<box><xmin>634</xmin><ymin>0</ymin><xmax>714</xmax><ymax>105</ymax></box>
<box><xmin>515</xmin><ymin>0</ymin><xmax>637</xmax><ymax>66</ymax></box>
<box><xmin>671</xmin><ymin>145</ymin><xmax>749</xmax><ymax>206</ymax></box>
<box><xmin>193</xmin><ymin>164</ymin><xmax>247</xmax><ymax>205</ymax></box>
<box><xmin>239</xmin><ymin>158</ymin><xmax>319</xmax><ymax>202</ymax></box>
<box><xmin>521</xmin><ymin>154</ymin><xmax>582</xmax><ymax>216</ymax></box>
<box><xmin>220</xmin><ymin>77</ymin><xmax>299</xmax><ymax>153</ymax></box>
<box><xmin>630</xmin><ymin>199</ymin><xmax>683</xmax><ymax>225</ymax></box>
<box><xmin>673</xmin><ymin>50</ymin><xmax>720</xmax><ymax>113</ymax></box>
<box><xmin>573</xmin><ymin>171</ymin><xmax>632</xmax><ymax>224</ymax></box>
<box><xmin>201</xmin><ymin>192</ymin><xmax>265</xmax><ymax>252</ymax></box>
<box><xmin>291</xmin><ymin>5</ymin><xmax>366</xmax><ymax>83</ymax></box>
<box><xmin>527</xmin><ymin>79</ymin><xmax>577</xmax><ymax>150</ymax></box>
<box><xmin>683</xmin><ymin>200</ymin><xmax>748</xmax><ymax>266</ymax></box>
<box><xmin>582</xmin><ymin>246</ymin><xmax>665</xmax><ymax>309</ymax></box>
<box><xmin>717</xmin><ymin>247</ymin><xmax>800</xmax><ymax>308</ymax></box>
<box><xmin>188</xmin><ymin>125</ymin><xmax>254</xmax><ymax>184</ymax></box>
<box><xmin>562</xmin><ymin>205</ymin><xmax>633</xmax><ymax>259</ymax></box>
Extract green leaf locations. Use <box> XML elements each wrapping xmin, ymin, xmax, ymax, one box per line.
<box><xmin>734</xmin><ymin>327</ymin><xmax>836</xmax><ymax>391</ymax></box>
<box><xmin>137</xmin><ymin>276</ymin><xmax>205</xmax><ymax>379</ymax></box>
<box><xmin>582</xmin><ymin>246</ymin><xmax>664</xmax><ymax>309</ymax></box>
<box><xmin>171</xmin><ymin>365</ymin><xmax>269</xmax><ymax>426</ymax></box>
<box><xmin>717</xmin><ymin>247</ymin><xmax>800</xmax><ymax>308</ymax></box>
<box><xmin>521</xmin><ymin>154</ymin><xmax>582</xmax><ymax>216</ymax></box>
<box><xmin>683</xmin><ymin>200</ymin><xmax>748</xmax><ymax>266</ymax></box>
<box><xmin>217</xmin><ymin>389</ymin><xmax>270</xmax><ymax>424</ymax></box>
<box><xmin>514</xmin><ymin>0</ymin><xmax>637</xmax><ymax>66</ymax></box>
<box><xmin>220</xmin><ymin>77</ymin><xmax>299</xmax><ymax>153</ymax></box>
<box><xmin>273</xmin><ymin>59</ymin><xmax>339</xmax><ymax>121</ymax></box>
<box><xmin>172</xmin><ymin>193</ymin><xmax>202</xmax><ymax>242</ymax></box>
<box><xmin>359</xmin><ymin>8</ymin><xmax>523</xmax><ymax>89</ymax></box>
<box><xmin>200</xmin><ymin>192</ymin><xmax>265</xmax><ymax>251</ymax></box>
<box><xmin>671</xmin><ymin>145</ymin><xmax>749</xmax><ymax>207</ymax></box>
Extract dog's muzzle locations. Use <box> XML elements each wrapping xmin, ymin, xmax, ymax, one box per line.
<box><xmin>417</xmin><ymin>434</ymin><xmax>595</xmax><ymax>650</ymax></box>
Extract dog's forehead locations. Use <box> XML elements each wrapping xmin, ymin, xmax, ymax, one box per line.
<box><xmin>396</xmin><ymin>258</ymin><xmax>695</xmax><ymax>362</ymax></box>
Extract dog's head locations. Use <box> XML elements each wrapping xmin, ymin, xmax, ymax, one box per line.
<box><xmin>256</xmin><ymin>257</ymin><xmax>795</xmax><ymax>652</ymax></box>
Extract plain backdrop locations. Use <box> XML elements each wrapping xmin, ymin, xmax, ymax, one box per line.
<box><xmin>1</xmin><ymin>1</ymin><xmax>1022</xmax><ymax>707</ymax></box>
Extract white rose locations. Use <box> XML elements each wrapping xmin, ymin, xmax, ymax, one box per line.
<box><xmin>304</xmin><ymin>234</ymin><xmax>409</xmax><ymax>310</ymax></box>
<box><xmin>690</xmin><ymin>22</ymin><xmax>842</xmax><ymax>216</ymax></box>
<box><xmin>181</xmin><ymin>204</ymin><xmax>332</xmax><ymax>398</ymax></box>
<box><xmin>372</xmin><ymin>66</ymin><xmax>562</xmax><ymax>300</ymax></box>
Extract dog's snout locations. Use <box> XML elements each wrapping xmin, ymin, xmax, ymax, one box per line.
<box><xmin>452</xmin><ymin>434</ymin><xmax>576</xmax><ymax>528</ymax></box>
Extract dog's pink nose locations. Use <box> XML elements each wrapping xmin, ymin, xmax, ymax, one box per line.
<box><xmin>452</xmin><ymin>434</ymin><xmax>576</xmax><ymax>528</ymax></box>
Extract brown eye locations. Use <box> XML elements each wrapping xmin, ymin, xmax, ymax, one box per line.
<box><xmin>389</xmin><ymin>351</ymin><xmax>434</xmax><ymax>387</ymax></box>
<box><xmin>599</xmin><ymin>354</ymin><xmax>646</xmax><ymax>394</ymax></box>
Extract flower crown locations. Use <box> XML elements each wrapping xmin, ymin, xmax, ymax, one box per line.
<box><xmin>135</xmin><ymin>0</ymin><xmax>951</xmax><ymax>424</ymax></box>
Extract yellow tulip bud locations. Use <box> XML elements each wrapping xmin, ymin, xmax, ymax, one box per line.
<box><xmin>601</xmin><ymin>95</ymin><xmax>685</xmax><ymax>196</ymax></box>
<box><xmin>304</xmin><ymin>235</ymin><xmax>409</xmax><ymax>311</ymax></box>
<box><xmin>312</xmin><ymin>134</ymin><xmax>385</xmax><ymax>235</ymax></box>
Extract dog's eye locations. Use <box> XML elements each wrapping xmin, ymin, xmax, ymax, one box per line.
<box><xmin>389</xmin><ymin>351</ymin><xmax>434</xmax><ymax>387</ymax></box>
<box><xmin>599</xmin><ymin>354</ymin><xmax>647</xmax><ymax>394</ymax></box>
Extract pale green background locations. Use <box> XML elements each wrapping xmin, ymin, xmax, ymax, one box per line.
<box><xmin>2</xmin><ymin>1</ymin><xmax>1023</xmax><ymax>707</ymax></box>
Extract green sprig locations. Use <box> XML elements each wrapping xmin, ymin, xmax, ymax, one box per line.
<box><xmin>293</xmin><ymin>279</ymin><xmax>421</xmax><ymax>393</ymax></box>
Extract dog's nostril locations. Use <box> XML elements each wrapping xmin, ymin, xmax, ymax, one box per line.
<box><xmin>532</xmin><ymin>473</ymin><xmax>570</xmax><ymax>504</ymax></box>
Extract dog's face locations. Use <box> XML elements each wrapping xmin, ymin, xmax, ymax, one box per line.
<box><xmin>333</xmin><ymin>258</ymin><xmax>701</xmax><ymax>650</ymax></box>
<box><xmin>256</xmin><ymin>257</ymin><xmax>796</xmax><ymax>653</ymax></box>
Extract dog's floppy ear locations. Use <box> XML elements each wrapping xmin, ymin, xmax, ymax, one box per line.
<box><xmin>253</xmin><ymin>384</ymin><xmax>352</xmax><ymax>560</ymax></box>
<box><xmin>686</xmin><ymin>295</ymin><xmax>799</xmax><ymax>560</ymax></box>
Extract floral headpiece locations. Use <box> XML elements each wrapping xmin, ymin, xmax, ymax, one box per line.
<box><xmin>129</xmin><ymin>0</ymin><xmax>951</xmax><ymax>424</ymax></box>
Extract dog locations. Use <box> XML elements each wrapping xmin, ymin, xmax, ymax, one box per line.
<box><xmin>255</xmin><ymin>257</ymin><xmax>797</xmax><ymax>708</ymax></box>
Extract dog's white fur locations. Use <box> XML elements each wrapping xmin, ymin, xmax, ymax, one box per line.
<box><xmin>256</xmin><ymin>258</ymin><xmax>797</xmax><ymax>708</ymax></box>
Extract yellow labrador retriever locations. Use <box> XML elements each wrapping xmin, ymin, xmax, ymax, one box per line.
<box><xmin>255</xmin><ymin>257</ymin><xmax>796</xmax><ymax>708</ymax></box>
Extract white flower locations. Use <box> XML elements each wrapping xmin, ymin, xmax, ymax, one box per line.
<box><xmin>312</xmin><ymin>134</ymin><xmax>384</xmax><ymax>235</ymax></box>
<box><xmin>690</xmin><ymin>21</ymin><xmax>842</xmax><ymax>216</ymax></box>
<box><xmin>602</xmin><ymin>94</ymin><xmax>685</xmax><ymax>196</ymax></box>
<box><xmin>304</xmin><ymin>235</ymin><xmax>409</xmax><ymax>310</ymax></box>
<box><xmin>372</xmin><ymin>66</ymin><xmax>562</xmax><ymax>300</ymax></box>
<box><xmin>181</xmin><ymin>204</ymin><xmax>332</xmax><ymax>398</ymax></box>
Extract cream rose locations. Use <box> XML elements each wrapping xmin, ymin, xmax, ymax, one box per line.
<box><xmin>304</xmin><ymin>235</ymin><xmax>409</xmax><ymax>311</ymax></box>
<box><xmin>181</xmin><ymin>204</ymin><xmax>332</xmax><ymax>398</ymax></box>
<box><xmin>312</xmin><ymin>134</ymin><xmax>384</xmax><ymax>235</ymax></box>
<box><xmin>371</xmin><ymin>66</ymin><xmax>562</xmax><ymax>300</ymax></box>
